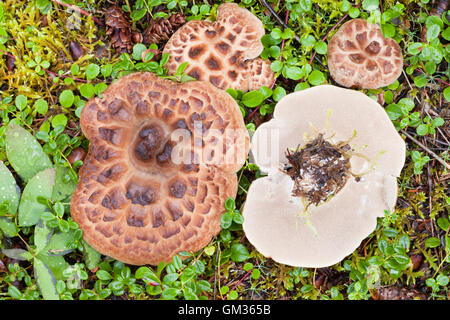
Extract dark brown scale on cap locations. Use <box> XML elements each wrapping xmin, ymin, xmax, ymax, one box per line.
<box><xmin>126</xmin><ymin>182</ymin><xmax>158</xmax><ymax>206</ymax></box>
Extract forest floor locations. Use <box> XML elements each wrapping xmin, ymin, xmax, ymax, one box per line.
<box><xmin>0</xmin><ymin>0</ymin><xmax>449</xmax><ymax>300</ymax></box>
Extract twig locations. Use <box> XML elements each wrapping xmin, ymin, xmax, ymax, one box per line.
<box><xmin>52</xmin><ymin>0</ymin><xmax>104</xmax><ymax>27</ymax></box>
<box><xmin>44</xmin><ymin>69</ymin><xmax>88</xmax><ymax>83</ymax></box>
<box><xmin>401</xmin><ymin>129</ymin><xmax>450</xmax><ymax>171</ymax></box>
<box><xmin>228</xmin><ymin>268</ymin><xmax>253</xmax><ymax>295</ymax></box>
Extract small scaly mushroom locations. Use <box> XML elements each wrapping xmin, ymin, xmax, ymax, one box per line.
<box><xmin>327</xmin><ymin>19</ymin><xmax>403</xmax><ymax>89</ymax></box>
<box><xmin>163</xmin><ymin>3</ymin><xmax>275</xmax><ymax>92</ymax></box>
<box><xmin>242</xmin><ymin>85</ymin><xmax>405</xmax><ymax>268</ymax></box>
<box><xmin>70</xmin><ymin>72</ymin><xmax>249</xmax><ymax>265</ymax></box>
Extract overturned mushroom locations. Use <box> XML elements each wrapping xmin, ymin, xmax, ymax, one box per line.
<box><xmin>163</xmin><ymin>3</ymin><xmax>275</xmax><ymax>92</ymax></box>
<box><xmin>71</xmin><ymin>72</ymin><xmax>249</xmax><ymax>265</ymax></box>
<box><xmin>243</xmin><ymin>85</ymin><xmax>405</xmax><ymax>268</ymax></box>
<box><xmin>327</xmin><ymin>19</ymin><xmax>403</xmax><ymax>89</ymax></box>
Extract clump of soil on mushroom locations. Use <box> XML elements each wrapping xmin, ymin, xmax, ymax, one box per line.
<box><xmin>282</xmin><ymin>133</ymin><xmax>353</xmax><ymax>207</ymax></box>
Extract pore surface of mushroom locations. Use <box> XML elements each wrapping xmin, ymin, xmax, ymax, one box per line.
<box><xmin>71</xmin><ymin>72</ymin><xmax>249</xmax><ymax>265</ymax></box>
<box><xmin>243</xmin><ymin>85</ymin><xmax>405</xmax><ymax>268</ymax></box>
<box><xmin>327</xmin><ymin>19</ymin><xmax>403</xmax><ymax>89</ymax></box>
<box><xmin>163</xmin><ymin>3</ymin><xmax>275</xmax><ymax>92</ymax></box>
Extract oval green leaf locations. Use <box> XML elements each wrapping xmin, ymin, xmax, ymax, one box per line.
<box><xmin>0</xmin><ymin>161</ymin><xmax>20</xmax><ymax>215</ymax></box>
<box><xmin>5</xmin><ymin>124</ymin><xmax>53</xmax><ymax>182</ymax></box>
<box><xmin>18</xmin><ymin>168</ymin><xmax>55</xmax><ymax>227</ymax></box>
<box><xmin>34</xmin><ymin>257</ymin><xmax>59</xmax><ymax>300</ymax></box>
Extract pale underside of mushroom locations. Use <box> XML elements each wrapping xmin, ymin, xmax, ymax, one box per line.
<box><xmin>243</xmin><ymin>85</ymin><xmax>405</xmax><ymax>268</ymax></box>
<box><xmin>327</xmin><ymin>19</ymin><xmax>403</xmax><ymax>89</ymax></box>
<box><xmin>71</xmin><ymin>72</ymin><xmax>249</xmax><ymax>265</ymax></box>
<box><xmin>163</xmin><ymin>3</ymin><xmax>275</xmax><ymax>92</ymax></box>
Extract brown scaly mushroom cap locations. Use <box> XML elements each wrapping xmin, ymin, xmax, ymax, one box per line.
<box><xmin>163</xmin><ymin>3</ymin><xmax>275</xmax><ymax>91</ymax></box>
<box><xmin>243</xmin><ymin>85</ymin><xmax>405</xmax><ymax>267</ymax></box>
<box><xmin>327</xmin><ymin>19</ymin><xmax>403</xmax><ymax>89</ymax></box>
<box><xmin>70</xmin><ymin>72</ymin><xmax>249</xmax><ymax>265</ymax></box>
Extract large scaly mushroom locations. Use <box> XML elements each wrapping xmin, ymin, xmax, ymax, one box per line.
<box><xmin>71</xmin><ymin>72</ymin><xmax>249</xmax><ymax>265</ymax></box>
<box><xmin>163</xmin><ymin>3</ymin><xmax>275</xmax><ymax>92</ymax></box>
<box><xmin>242</xmin><ymin>85</ymin><xmax>405</xmax><ymax>267</ymax></box>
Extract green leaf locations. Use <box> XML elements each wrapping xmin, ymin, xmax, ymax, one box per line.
<box><xmin>34</xmin><ymin>258</ymin><xmax>59</xmax><ymax>300</ymax></box>
<box><xmin>51</xmin><ymin>114</ymin><xmax>68</xmax><ymax>129</ymax></box>
<box><xmin>308</xmin><ymin>70</ymin><xmax>325</xmax><ymax>86</ymax></box>
<box><xmin>251</xmin><ymin>269</ymin><xmax>261</xmax><ymax>279</ymax></box>
<box><xmin>180</xmin><ymin>266</ymin><xmax>196</xmax><ymax>283</ymax></box>
<box><xmin>82</xmin><ymin>240</ymin><xmax>101</xmax><ymax>270</ymax></box>
<box><xmin>0</xmin><ymin>217</ymin><xmax>18</xmax><ymax>237</ymax></box>
<box><xmin>79</xmin><ymin>83</ymin><xmax>95</xmax><ymax>99</ymax></box>
<box><xmin>172</xmin><ymin>255</ymin><xmax>184</xmax><ymax>270</ymax></box>
<box><xmin>96</xmin><ymin>270</ymin><xmax>112</xmax><ymax>281</ymax></box>
<box><xmin>43</xmin><ymin>230</ymin><xmax>77</xmax><ymax>255</ymax></box>
<box><xmin>407</xmin><ymin>42</ymin><xmax>423</xmax><ymax>55</ymax></box>
<box><xmin>0</xmin><ymin>161</ymin><xmax>20</xmax><ymax>215</ymax></box>
<box><xmin>270</xmin><ymin>60</ymin><xmax>283</xmax><ymax>72</ymax></box>
<box><xmin>442</xmin><ymin>27</ymin><xmax>450</xmax><ymax>41</ymax></box>
<box><xmin>224</xmin><ymin>197</ymin><xmax>235</xmax><ymax>211</ymax></box>
<box><xmin>51</xmin><ymin>165</ymin><xmax>76</xmax><ymax>201</ymax></box>
<box><xmin>381</xmin><ymin>23</ymin><xmax>396</xmax><ymax>38</ymax></box>
<box><xmin>301</xmin><ymin>34</ymin><xmax>316</xmax><ymax>48</ymax></box>
<box><xmin>437</xmin><ymin>217</ymin><xmax>450</xmax><ymax>232</ymax></box>
<box><xmin>425</xmin><ymin>237</ymin><xmax>441</xmax><ymax>248</ymax></box>
<box><xmin>59</xmin><ymin>90</ymin><xmax>74</xmax><ymax>108</ymax></box>
<box><xmin>431</xmin><ymin>117</ymin><xmax>444</xmax><ymax>128</ymax></box>
<box><xmin>85</xmin><ymin>64</ymin><xmax>100</xmax><ymax>80</ymax></box>
<box><xmin>382</xmin><ymin>227</ymin><xmax>398</xmax><ymax>237</ymax></box>
<box><xmin>241</xmin><ymin>90</ymin><xmax>264</xmax><ymax>108</ymax></box>
<box><xmin>284</xmin><ymin>66</ymin><xmax>303</xmax><ymax>80</ymax></box>
<box><xmin>34</xmin><ymin>221</ymin><xmax>52</xmax><ymax>253</ymax></box>
<box><xmin>314</xmin><ymin>41</ymin><xmax>327</xmax><ymax>54</ymax></box>
<box><xmin>294</xmin><ymin>82</ymin><xmax>310</xmax><ymax>91</ymax></box>
<box><xmin>101</xmin><ymin>64</ymin><xmax>113</xmax><ymax>78</ymax></box>
<box><xmin>436</xmin><ymin>274</ymin><xmax>449</xmax><ymax>286</ymax></box>
<box><xmin>220</xmin><ymin>211</ymin><xmax>233</xmax><ymax>229</ymax></box>
<box><xmin>299</xmin><ymin>0</ymin><xmax>312</xmax><ymax>12</ymax></box>
<box><xmin>18</xmin><ymin>168</ymin><xmax>55</xmax><ymax>227</ymax></box>
<box><xmin>163</xmin><ymin>272</ymin><xmax>178</xmax><ymax>285</ymax></box>
<box><xmin>8</xmin><ymin>285</ymin><xmax>22</xmax><ymax>299</ymax></box>
<box><xmin>272</xmin><ymin>86</ymin><xmax>286</xmax><ymax>101</ymax></box>
<box><xmin>130</xmin><ymin>8</ymin><xmax>146</xmax><ymax>21</ymax></box>
<box><xmin>36</xmin><ymin>0</ymin><xmax>52</xmax><ymax>14</ymax></box>
<box><xmin>230</xmin><ymin>243</ymin><xmax>249</xmax><ymax>262</ymax></box>
<box><xmin>162</xmin><ymin>287</ymin><xmax>178</xmax><ymax>300</ymax></box>
<box><xmin>416</xmin><ymin>124</ymin><xmax>428</xmax><ymax>136</ymax></box>
<box><xmin>362</xmin><ymin>0</ymin><xmax>379</xmax><ymax>11</ymax></box>
<box><xmin>444</xmin><ymin>87</ymin><xmax>450</xmax><ymax>102</ymax></box>
<box><xmin>348</xmin><ymin>7</ymin><xmax>360</xmax><ymax>18</ymax></box>
<box><xmin>132</xmin><ymin>43</ymin><xmax>147</xmax><ymax>61</ymax></box>
<box><xmin>34</xmin><ymin>99</ymin><xmax>48</xmax><ymax>115</ymax></box>
<box><xmin>5</xmin><ymin>124</ymin><xmax>53</xmax><ymax>182</ymax></box>
<box><xmin>424</xmin><ymin>61</ymin><xmax>436</xmax><ymax>75</ymax></box>
<box><xmin>413</xmin><ymin>74</ymin><xmax>428</xmax><ymax>88</ymax></box>
<box><xmin>15</xmin><ymin>95</ymin><xmax>27</xmax><ymax>111</ymax></box>
<box><xmin>426</xmin><ymin>24</ymin><xmax>440</xmax><ymax>42</ymax></box>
